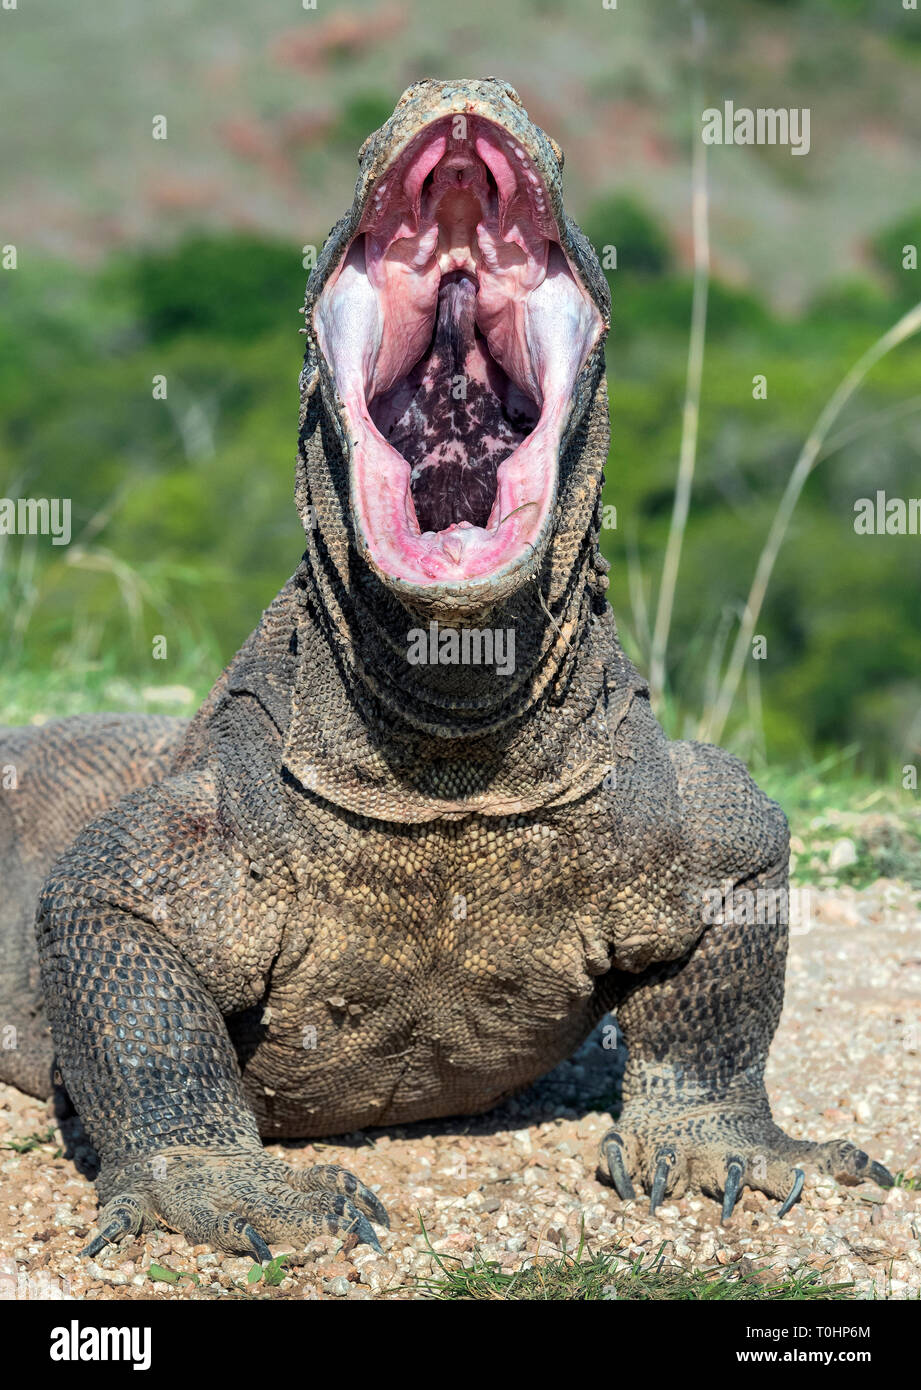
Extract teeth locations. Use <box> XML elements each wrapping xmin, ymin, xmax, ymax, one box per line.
<box><xmin>412</xmin><ymin>224</ymin><xmax>439</xmax><ymax>267</ymax></box>
<box><xmin>475</xmin><ymin>221</ymin><xmax>500</xmax><ymax>270</ymax></box>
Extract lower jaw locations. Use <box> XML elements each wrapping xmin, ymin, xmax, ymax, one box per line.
<box><xmin>351</xmin><ymin>404</ymin><xmax>564</xmax><ymax>591</ymax></box>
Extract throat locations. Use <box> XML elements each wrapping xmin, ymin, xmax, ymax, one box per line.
<box><xmin>369</xmin><ymin>271</ymin><xmax>536</xmax><ymax>534</ymax></box>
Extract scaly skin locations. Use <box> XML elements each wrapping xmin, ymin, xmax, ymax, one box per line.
<box><xmin>0</xmin><ymin>716</ymin><xmax>186</xmax><ymax>1096</ymax></box>
<box><xmin>0</xmin><ymin>78</ymin><xmax>891</xmax><ymax>1262</ymax></box>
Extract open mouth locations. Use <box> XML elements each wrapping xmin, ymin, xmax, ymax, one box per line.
<box><xmin>313</xmin><ymin>115</ymin><xmax>602</xmax><ymax>588</ymax></box>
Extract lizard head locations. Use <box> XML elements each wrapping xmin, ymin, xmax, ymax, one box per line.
<box><xmin>301</xmin><ymin>77</ymin><xmax>610</xmax><ymax>620</ymax></box>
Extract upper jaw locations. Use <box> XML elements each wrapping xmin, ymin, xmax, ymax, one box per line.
<box><xmin>307</xmin><ymin>79</ymin><xmax>607</xmax><ymax>612</ymax></box>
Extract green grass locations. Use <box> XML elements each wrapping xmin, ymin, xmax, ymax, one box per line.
<box><xmin>148</xmin><ymin>1262</ymin><xmax>200</xmax><ymax>1287</ymax></box>
<box><xmin>0</xmin><ymin>661</ymin><xmax>208</xmax><ymax>728</ymax></box>
<box><xmin>0</xmin><ymin>1125</ymin><xmax>59</xmax><ymax>1155</ymax></box>
<box><xmin>245</xmin><ymin>1255</ymin><xmax>290</xmax><ymax>1288</ymax></box>
<box><xmin>758</xmin><ymin>751</ymin><xmax>921</xmax><ymax>890</ymax></box>
<box><xmin>412</xmin><ymin>1239</ymin><xmax>856</xmax><ymax>1302</ymax></box>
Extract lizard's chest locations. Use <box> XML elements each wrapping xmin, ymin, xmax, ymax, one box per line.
<box><xmin>288</xmin><ymin>811</ymin><xmax>616</xmax><ymax>1011</ymax></box>
<box><xmin>243</xmin><ymin>795</ymin><xmax>686</xmax><ymax>1134</ymax></box>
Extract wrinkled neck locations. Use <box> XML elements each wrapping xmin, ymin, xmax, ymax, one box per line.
<box><xmin>295</xmin><ymin>535</ymin><xmax>604</xmax><ymax>743</ymax></box>
<box><xmin>364</xmin><ymin>584</ymin><xmax>590</xmax><ymax>737</ymax></box>
<box><xmin>283</xmin><ymin>543</ymin><xmax>632</xmax><ymax>826</ymax></box>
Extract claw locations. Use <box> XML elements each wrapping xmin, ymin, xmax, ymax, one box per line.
<box><xmin>80</xmin><ymin>1209</ymin><xmax>137</xmax><ymax>1260</ymax></box>
<box><xmin>721</xmin><ymin>1157</ymin><xmax>744</xmax><ymax>1223</ymax></box>
<box><xmin>602</xmin><ymin>1133</ymin><xmax>636</xmax><ymax>1201</ymax></box>
<box><xmin>244</xmin><ymin>1225</ymin><xmax>274</xmax><ymax>1264</ymax></box>
<box><xmin>649</xmin><ymin>1147</ymin><xmax>677</xmax><ymax>1215</ymax></box>
<box><xmin>869</xmin><ymin>1160</ymin><xmax>894</xmax><ymax>1189</ymax></box>
<box><xmin>343</xmin><ymin>1204</ymin><xmax>383</xmax><ymax>1253</ymax></box>
<box><xmin>355</xmin><ymin>1183</ymin><xmax>390</xmax><ymax>1228</ymax></box>
<box><xmin>777</xmin><ymin>1167</ymin><xmax>805</xmax><ymax>1218</ymax></box>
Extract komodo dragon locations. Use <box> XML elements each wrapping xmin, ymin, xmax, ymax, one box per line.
<box><xmin>0</xmin><ymin>78</ymin><xmax>892</xmax><ymax>1260</ymax></box>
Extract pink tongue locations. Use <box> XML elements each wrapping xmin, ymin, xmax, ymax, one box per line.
<box><xmin>369</xmin><ymin>273</ymin><xmax>535</xmax><ymax>534</ymax></box>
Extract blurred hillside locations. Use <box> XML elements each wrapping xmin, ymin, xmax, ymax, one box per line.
<box><xmin>4</xmin><ymin>0</ymin><xmax>921</xmax><ymax>307</ymax></box>
<box><xmin>1</xmin><ymin>0</ymin><xmax>920</xmax><ymax>773</ymax></box>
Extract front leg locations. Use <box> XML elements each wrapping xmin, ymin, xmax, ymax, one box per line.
<box><xmin>600</xmin><ymin>747</ymin><xmax>893</xmax><ymax>1220</ymax></box>
<box><xmin>36</xmin><ymin>780</ymin><xmax>386</xmax><ymax>1258</ymax></box>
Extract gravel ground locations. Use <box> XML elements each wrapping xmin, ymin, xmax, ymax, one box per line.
<box><xmin>1</xmin><ymin>877</ymin><xmax>919</xmax><ymax>1302</ymax></box>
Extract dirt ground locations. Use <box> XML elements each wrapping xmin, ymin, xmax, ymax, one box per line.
<box><xmin>1</xmin><ymin>879</ymin><xmax>919</xmax><ymax>1302</ymax></box>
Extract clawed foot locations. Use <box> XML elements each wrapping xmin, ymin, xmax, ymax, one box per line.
<box><xmin>81</xmin><ymin>1146</ymin><xmax>388</xmax><ymax>1261</ymax></box>
<box><xmin>599</xmin><ymin>1111</ymin><xmax>892</xmax><ymax>1222</ymax></box>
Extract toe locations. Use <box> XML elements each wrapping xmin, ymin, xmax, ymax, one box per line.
<box><xmin>208</xmin><ymin>1184</ymin><xmax>383</xmax><ymax>1252</ymax></box>
<box><xmin>804</xmin><ymin>1139</ymin><xmax>894</xmax><ymax>1189</ymax></box>
<box><xmin>776</xmin><ymin>1167</ymin><xmax>805</xmax><ymax>1218</ymax></box>
<box><xmin>244</xmin><ymin>1225</ymin><xmax>274</xmax><ymax>1263</ymax></box>
<box><xmin>80</xmin><ymin>1193</ymin><xmax>149</xmax><ymax>1258</ymax></box>
<box><xmin>720</xmin><ymin>1155</ymin><xmax>745</xmax><ymax>1223</ymax></box>
<box><xmin>646</xmin><ymin>1145</ymin><xmax>687</xmax><ymax>1213</ymax></box>
<box><xmin>600</xmin><ymin>1130</ymin><xmax>636</xmax><ymax>1201</ymax></box>
<box><xmin>293</xmin><ymin>1163</ymin><xmax>390</xmax><ymax>1227</ymax></box>
<box><xmin>869</xmin><ymin>1160</ymin><xmax>894</xmax><ymax>1188</ymax></box>
<box><xmin>340</xmin><ymin>1201</ymin><xmax>383</xmax><ymax>1252</ymax></box>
